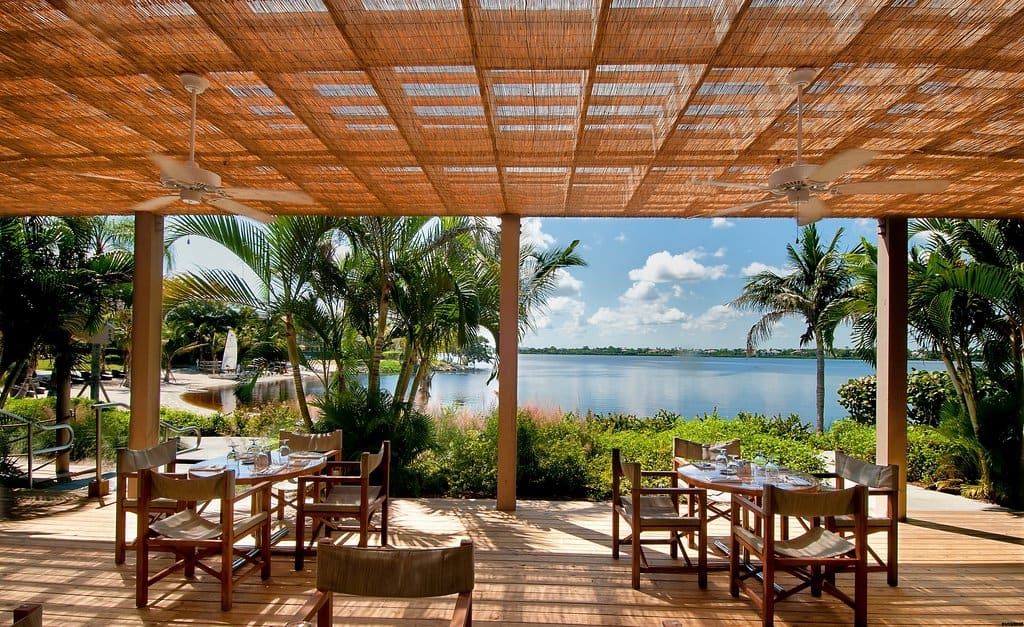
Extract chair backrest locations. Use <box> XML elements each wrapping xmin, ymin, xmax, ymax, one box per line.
<box><xmin>766</xmin><ymin>484</ymin><xmax>866</xmax><ymax>519</ymax></box>
<box><xmin>280</xmin><ymin>429</ymin><xmax>342</xmax><ymax>454</ymax></box>
<box><xmin>116</xmin><ymin>437</ymin><xmax>179</xmax><ymax>474</ymax></box>
<box><xmin>835</xmin><ymin>451</ymin><xmax>898</xmax><ymax>489</ymax></box>
<box><xmin>672</xmin><ymin>437</ymin><xmax>740</xmax><ymax>461</ymax></box>
<box><xmin>316</xmin><ymin>539</ymin><xmax>474</xmax><ymax>598</ymax></box>
<box><xmin>361</xmin><ymin>440</ymin><xmax>389</xmax><ymax>476</ymax></box>
<box><xmin>144</xmin><ymin>468</ymin><xmax>234</xmax><ymax>502</ymax></box>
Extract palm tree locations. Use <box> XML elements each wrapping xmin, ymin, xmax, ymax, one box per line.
<box><xmin>165</xmin><ymin>215</ymin><xmax>351</xmax><ymax>430</ymax></box>
<box><xmin>731</xmin><ymin>224</ymin><xmax>851</xmax><ymax>433</ymax></box>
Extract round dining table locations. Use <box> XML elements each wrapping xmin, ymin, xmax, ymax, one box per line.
<box><xmin>190</xmin><ymin>450</ymin><xmax>331</xmax><ymax>485</ymax></box>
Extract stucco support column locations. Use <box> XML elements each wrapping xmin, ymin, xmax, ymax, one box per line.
<box><xmin>876</xmin><ymin>217</ymin><xmax>908</xmax><ymax>519</ymax></box>
<box><xmin>497</xmin><ymin>214</ymin><xmax>520</xmax><ymax>511</ymax></box>
<box><xmin>129</xmin><ymin>212</ymin><xmax>164</xmax><ymax>451</ymax></box>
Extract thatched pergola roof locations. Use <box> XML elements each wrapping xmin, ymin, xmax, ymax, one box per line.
<box><xmin>1</xmin><ymin>1</ymin><xmax>1022</xmax><ymax>220</ymax></box>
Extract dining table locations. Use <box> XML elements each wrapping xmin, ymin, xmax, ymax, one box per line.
<box><xmin>674</xmin><ymin>458</ymin><xmax>821</xmax><ymax>560</ymax></box>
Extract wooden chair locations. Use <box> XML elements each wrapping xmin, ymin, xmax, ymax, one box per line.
<box><xmin>274</xmin><ymin>429</ymin><xmax>342</xmax><ymax>519</ymax></box>
<box><xmin>815</xmin><ymin>451</ymin><xmax>900</xmax><ymax>586</ymax></box>
<box><xmin>135</xmin><ymin>468</ymin><xmax>272</xmax><ymax>611</ymax></box>
<box><xmin>672</xmin><ymin>437</ymin><xmax>741</xmax><ymax>523</ymax></box>
<box><xmin>611</xmin><ymin>448</ymin><xmax>708</xmax><ymax>590</ymax></box>
<box><xmin>114</xmin><ymin>438</ymin><xmax>181</xmax><ymax>565</ymax></box>
<box><xmin>729</xmin><ymin>484</ymin><xmax>868</xmax><ymax>627</ymax></box>
<box><xmin>295</xmin><ymin>441</ymin><xmax>390</xmax><ymax>570</ymax></box>
<box><xmin>10</xmin><ymin>604</ymin><xmax>42</xmax><ymax>627</ymax></box>
<box><xmin>289</xmin><ymin>538</ymin><xmax>474</xmax><ymax>627</ymax></box>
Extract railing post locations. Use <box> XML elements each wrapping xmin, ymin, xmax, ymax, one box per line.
<box><xmin>88</xmin><ymin>404</ymin><xmax>108</xmax><ymax>497</ymax></box>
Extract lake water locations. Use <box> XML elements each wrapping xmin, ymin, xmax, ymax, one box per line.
<box><xmin>183</xmin><ymin>354</ymin><xmax>945</xmax><ymax>428</ymax></box>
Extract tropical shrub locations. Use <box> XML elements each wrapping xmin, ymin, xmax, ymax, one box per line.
<box><xmin>160</xmin><ymin>408</ymin><xmax>228</xmax><ymax>436</ymax></box>
<box><xmin>315</xmin><ymin>384</ymin><xmax>434</xmax><ymax>496</ymax></box>
<box><xmin>837</xmin><ymin>371</ymin><xmax>955</xmax><ymax>426</ymax></box>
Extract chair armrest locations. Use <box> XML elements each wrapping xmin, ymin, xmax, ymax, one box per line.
<box><xmin>233</xmin><ymin>482</ymin><xmax>271</xmax><ymax>504</ymax></box>
<box><xmin>297</xmin><ymin>474</ymin><xmax>364</xmax><ymax>490</ymax></box>
<box><xmin>868</xmin><ymin>487</ymin><xmax>898</xmax><ymax>496</ymax></box>
<box><xmin>640</xmin><ymin>470</ymin><xmax>679</xmax><ymax>478</ymax></box>
<box><xmin>812</xmin><ymin>472</ymin><xmax>839</xmax><ymax>479</ymax></box>
<box><xmin>730</xmin><ymin>494</ymin><xmax>763</xmax><ymax>518</ymax></box>
<box><xmin>451</xmin><ymin>591</ymin><xmax>472</xmax><ymax>627</ymax></box>
<box><xmin>287</xmin><ymin>590</ymin><xmax>329</xmax><ymax>626</ymax></box>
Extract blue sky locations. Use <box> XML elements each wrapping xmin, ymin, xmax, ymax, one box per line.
<box><xmin>169</xmin><ymin>216</ymin><xmax>880</xmax><ymax>350</ymax></box>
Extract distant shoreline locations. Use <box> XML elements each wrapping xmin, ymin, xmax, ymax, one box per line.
<box><xmin>518</xmin><ymin>347</ymin><xmax>941</xmax><ymax>360</ymax></box>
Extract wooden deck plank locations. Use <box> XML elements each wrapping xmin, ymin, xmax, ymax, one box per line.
<box><xmin>1</xmin><ymin>496</ymin><xmax>1021</xmax><ymax>625</ymax></box>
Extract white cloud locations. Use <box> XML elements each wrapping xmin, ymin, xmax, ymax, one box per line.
<box><xmin>629</xmin><ymin>250</ymin><xmax>728</xmax><ymax>283</ymax></box>
<box><xmin>589</xmin><ymin>302</ymin><xmax>691</xmax><ymax>332</ymax></box>
<box><xmin>711</xmin><ymin>217</ymin><xmax>735</xmax><ymax>229</ymax></box>
<box><xmin>713</xmin><ymin>247</ymin><xmax>727</xmax><ymax>258</ymax></box>
<box><xmin>615</xmin><ymin>232</ymin><xmax>627</xmax><ymax>242</ymax></box>
<box><xmin>552</xmin><ymin>269</ymin><xmax>583</xmax><ymax>297</ymax></box>
<box><xmin>532</xmin><ymin>295</ymin><xmax>586</xmax><ymax>332</ymax></box>
<box><xmin>521</xmin><ymin>217</ymin><xmax>555</xmax><ymax>250</ymax></box>
<box><xmin>741</xmin><ymin>261</ymin><xmax>789</xmax><ymax>277</ymax></box>
<box><xmin>681</xmin><ymin>304</ymin><xmax>742</xmax><ymax>331</ymax></box>
<box><xmin>622</xmin><ymin>280</ymin><xmax>660</xmax><ymax>302</ymax></box>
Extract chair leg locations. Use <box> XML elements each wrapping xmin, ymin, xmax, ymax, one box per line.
<box><xmin>631</xmin><ymin>530</ymin><xmax>641</xmax><ymax>590</ymax></box>
<box><xmin>114</xmin><ymin>507</ymin><xmax>126</xmax><ymax>565</ymax></box>
<box><xmin>888</xmin><ymin>530</ymin><xmax>898</xmax><ymax>587</ymax></box>
<box><xmin>295</xmin><ymin>511</ymin><xmax>306</xmax><ymax>571</ymax></box>
<box><xmin>381</xmin><ymin>500</ymin><xmax>389</xmax><ymax>546</ymax></box>
<box><xmin>221</xmin><ymin>543</ymin><xmax>232</xmax><ymax>611</ymax></box>
<box><xmin>855</xmin><ymin>562</ymin><xmax>868</xmax><ymax>627</ymax></box>
<box><xmin>135</xmin><ymin>537</ymin><xmax>148</xmax><ymax>608</ymax></box>
<box><xmin>762</xmin><ymin>560</ymin><xmax>775</xmax><ymax>627</ymax></box>
<box><xmin>728</xmin><ymin>533</ymin><xmax>739</xmax><ymax>598</ymax></box>
<box><xmin>698</xmin><ymin>526</ymin><xmax>707</xmax><ymax>590</ymax></box>
<box><xmin>261</xmin><ymin>518</ymin><xmax>272</xmax><ymax>580</ymax></box>
<box><xmin>611</xmin><ymin>509</ymin><xmax>620</xmax><ymax>559</ymax></box>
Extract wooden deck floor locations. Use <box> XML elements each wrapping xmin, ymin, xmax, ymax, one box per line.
<box><xmin>0</xmin><ymin>492</ymin><xmax>1022</xmax><ymax>626</ymax></box>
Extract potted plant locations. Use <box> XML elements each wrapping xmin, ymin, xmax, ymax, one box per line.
<box><xmin>0</xmin><ymin>428</ymin><xmax>25</xmax><ymax>519</ymax></box>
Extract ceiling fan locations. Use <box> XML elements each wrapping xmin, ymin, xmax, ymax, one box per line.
<box><xmin>698</xmin><ymin>68</ymin><xmax>950</xmax><ymax>225</ymax></box>
<box><xmin>77</xmin><ymin>72</ymin><xmax>314</xmax><ymax>224</ymax></box>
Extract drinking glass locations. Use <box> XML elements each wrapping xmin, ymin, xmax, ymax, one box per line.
<box><xmin>254</xmin><ymin>449</ymin><xmax>271</xmax><ymax>473</ymax></box>
<box><xmin>279</xmin><ymin>438</ymin><xmax>291</xmax><ymax>463</ymax></box>
<box><xmin>752</xmin><ymin>452</ymin><xmax>767</xmax><ymax>478</ymax></box>
<box><xmin>764</xmin><ymin>456</ymin><xmax>780</xmax><ymax>483</ymax></box>
<box><xmin>226</xmin><ymin>438</ymin><xmax>239</xmax><ymax>461</ymax></box>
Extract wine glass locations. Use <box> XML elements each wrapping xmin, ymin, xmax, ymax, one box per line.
<box><xmin>279</xmin><ymin>438</ymin><xmax>291</xmax><ymax>464</ymax></box>
<box><xmin>752</xmin><ymin>452</ymin><xmax>767</xmax><ymax>478</ymax></box>
<box><xmin>764</xmin><ymin>456</ymin><xmax>780</xmax><ymax>483</ymax></box>
<box><xmin>226</xmin><ymin>438</ymin><xmax>239</xmax><ymax>461</ymax></box>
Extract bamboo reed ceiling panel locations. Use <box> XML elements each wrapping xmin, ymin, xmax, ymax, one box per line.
<box><xmin>0</xmin><ymin>0</ymin><xmax>1023</xmax><ymax>220</ymax></box>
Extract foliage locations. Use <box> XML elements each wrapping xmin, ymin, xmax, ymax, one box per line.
<box><xmin>0</xmin><ymin>427</ymin><xmax>24</xmax><ymax>487</ymax></box>
<box><xmin>159</xmin><ymin>408</ymin><xmax>229</xmax><ymax>437</ymax></box>
<box><xmin>314</xmin><ymin>385</ymin><xmax>434</xmax><ymax>495</ymax></box>
<box><xmin>837</xmin><ymin>371</ymin><xmax>956</xmax><ymax>427</ymax></box>
<box><xmin>811</xmin><ymin>419</ymin><xmax>877</xmax><ymax>463</ymax></box>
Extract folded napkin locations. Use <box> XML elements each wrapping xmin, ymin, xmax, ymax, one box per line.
<box><xmin>715</xmin><ymin>476</ymin><xmax>744</xmax><ymax>483</ymax></box>
<box><xmin>289</xmin><ymin>451</ymin><xmax>322</xmax><ymax>459</ymax></box>
<box><xmin>786</xmin><ymin>476</ymin><xmax>814</xmax><ymax>487</ymax></box>
<box><xmin>191</xmin><ymin>464</ymin><xmax>225</xmax><ymax>473</ymax></box>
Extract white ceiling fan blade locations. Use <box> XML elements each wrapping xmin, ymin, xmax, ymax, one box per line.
<box><xmin>207</xmin><ymin>197</ymin><xmax>276</xmax><ymax>224</ymax></box>
<box><xmin>149</xmin><ymin>153</ymin><xmax>196</xmax><ymax>181</ymax></box>
<box><xmin>796</xmin><ymin>196</ymin><xmax>828</xmax><ymax>226</ymax></box>
<box><xmin>808</xmin><ymin>148</ymin><xmax>878</xmax><ymax>184</ymax></box>
<box><xmin>831</xmin><ymin>179</ymin><xmax>951</xmax><ymax>196</ymax></box>
<box><xmin>73</xmin><ymin>172</ymin><xmax>150</xmax><ymax>184</ymax></box>
<box><xmin>712</xmin><ymin>196</ymin><xmax>780</xmax><ymax>216</ymax></box>
<box><xmin>695</xmin><ymin>179</ymin><xmax>771</xmax><ymax>192</ymax></box>
<box><xmin>222</xmin><ymin>187</ymin><xmax>314</xmax><ymax>205</ymax></box>
<box><xmin>129</xmin><ymin>195</ymin><xmax>179</xmax><ymax>212</ymax></box>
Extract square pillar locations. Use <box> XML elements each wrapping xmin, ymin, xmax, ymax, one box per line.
<box><xmin>876</xmin><ymin>217</ymin><xmax>908</xmax><ymax>519</ymax></box>
<box><xmin>497</xmin><ymin>215</ymin><xmax>520</xmax><ymax>511</ymax></box>
<box><xmin>129</xmin><ymin>212</ymin><xmax>164</xmax><ymax>450</ymax></box>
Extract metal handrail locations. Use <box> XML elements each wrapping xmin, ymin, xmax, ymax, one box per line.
<box><xmin>159</xmin><ymin>421</ymin><xmax>202</xmax><ymax>454</ymax></box>
<box><xmin>0</xmin><ymin>408</ymin><xmax>75</xmax><ymax>487</ymax></box>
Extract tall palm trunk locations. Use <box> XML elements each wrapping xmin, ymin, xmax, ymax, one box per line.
<box><xmin>52</xmin><ymin>338</ymin><xmax>75</xmax><ymax>478</ymax></box>
<box><xmin>284</xmin><ymin>312</ymin><xmax>313</xmax><ymax>430</ymax></box>
<box><xmin>411</xmin><ymin>354</ymin><xmax>432</xmax><ymax>409</ymax></box>
<box><xmin>368</xmin><ymin>278</ymin><xmax>390</xmax><ymax>397</ymax></box>
<box><xmin>393</xmin><ymin>339</ymin><xmax>417</xmax><ymax>408</ymax></box>
<box><xmin>814</xmin><ymin>334</ymin><xmax>825</xmax><ymax>433</ymax></box>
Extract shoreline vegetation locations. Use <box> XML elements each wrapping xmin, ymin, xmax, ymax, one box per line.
<box><xmin>519</xmin><ymin>346</ymin><xmax>942</xmax><ymax>360</ymax></box>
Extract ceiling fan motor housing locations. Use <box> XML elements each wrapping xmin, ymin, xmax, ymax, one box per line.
<box><xmin>768</xmin><ymin>162</ymin><xmax>827</xmax><ymax>194</ymax></box>
<box><xmin>160</xmin><ymin>160</ymin><xmax>222</xmax><ymax>192</ymax></box>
